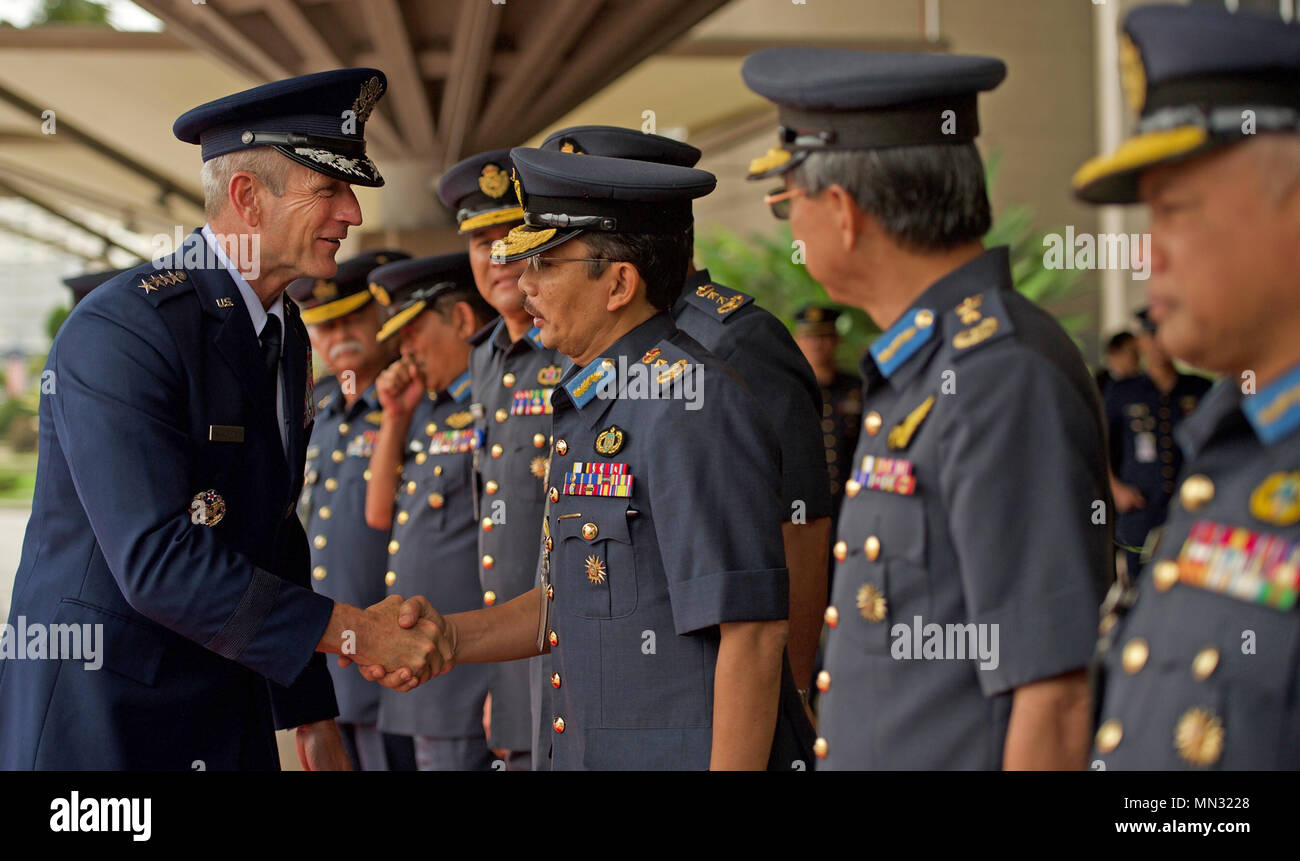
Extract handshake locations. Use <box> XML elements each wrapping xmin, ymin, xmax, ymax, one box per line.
<box><xmin>335</xmin><ymin>594</ymin><xmax>453</xmax><ymax>693</ymax></box>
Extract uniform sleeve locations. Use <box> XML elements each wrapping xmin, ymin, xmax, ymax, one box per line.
<box><xmin>715</xmin><ymin>314</ymin><xmax>832</xmax><ymax>520</ymax></box>
<box><xmin>646</xmin><ymin>365</ymin><xmax>789</xmax><ymax>635</ymax></box>
<box><xmin>938</xmin><ymin>343</ymin><xmax>1108</xmax><ymax>696</ymax></box>
<box><xmin>50</xmin><ymin>302</ymin><xmax>334</xmax><ymax>689</ymax></box>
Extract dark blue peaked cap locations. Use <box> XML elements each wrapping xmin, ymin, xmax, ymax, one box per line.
<box><xmin>741</xmin><ymin>48</ymin><xmax>1006</xmax><ymax>180</ymax></box>
<box><xmin>286</xmin><ymin>248</ymin><xmax>408</xmax><ymax>325</ymax></box>
<box><xmin>1074</xmin><ymin>4</ymin><xmax>1300</xmax><ymax>204</ymax></box>
<box><xmin>62</xmin><ymin>268</ymin><xmax>125</xmax><ymax>305</ymax></box>
<box><xmin>540</xmin><ymin>125</ymin><xmax>702</xmax><ymax>167</ymax></box>
<box><xmin>490</xmin><ymin>147</ymin><xmax>716</xmax><ymax>264</ymax></box>
<box><xmin>174</xmin><ymin>68</ymin><xmax>388</xmax><ymax>187</ymax></box>
<box><xmin>371</xmin><ymin>253</ymin><xmax>477</xmax><ymax>343</ymax></box>
<box><xmin>435</xmin><ymin>149</ymin><xmax>524</xmax><ymax>233</ymax></box>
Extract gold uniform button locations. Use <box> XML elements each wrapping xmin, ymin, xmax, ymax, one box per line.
<box><xmin>1192</xmin><ymin>646</ymin><xmax>1220</xmax><ymax>681</ymax></box>
<box><xmin>548</xmin><ymin>630</ymin><xmax>558</xmax><ymax>647</ymax></box>
<box><xmin>313</xmin><ymin>535</ymin><xmax>326</xmax><ymax>549</ymax></box>
<box><xmin>425</xmin><ymin>422</ymin><xmax>437</xmax><ymax>436</ymax></box>
<box><xmin>914</xmin><ymin>309</ymin><xmax>935</xmax><ymax>328</ymax></box>
<box><xmin>864</xmin><ymin>412</ymin><xmax>882</xmax><ymax>435</ymax></box>
<box><xmin>434</xmin><ymin>465</ymin><xmax>443</xmax><ymax>476</ymax></box>
<box><xmin>545</xmin><ymin>537</ymin><xmax>553</xmax><ymax>552</ymax></box>
<box><xmin>485</xmin><ymin>480</ymin><xmax>498</xmax><ymax>494</ymax></box>
<box><xmin>319</xmin><ymin>506</ymin><xmax>332</xmax><ymax>520</ymax></box>
<box><xmin>816</xmin><ymin>670</ymin><xmax>831</xmax><ymax>693</ymax></box>
<box><xmin>582</xmin><ymin>523</ymin><xmax>598</xmax><ymax>540</ymax></box>
<box><xmin>388</xmin><ymin>540</ymin><xmax>400</xmax><ymax>555</ymax></box>
<box><xmin>503</xmin><ymin>373</ymin><xmax>516</xmax><ymax>388</ymax></box>
<box><xmin>824</xmin><ymin>605</ymin><xmax>839</xmax><ymax>628</ymax></box>
<box><xmin>331</xmin><ymin>450</ymin><xmax>344</xmax><ymax>463</ymax></box>
<box><xmin>1153</xmin><ymin>560</ymin><xmax>1180</xmax><ymax>591</ymax></box>
<box><xmin>551</xmin><ymin>673</ymin><xmax>562</xmax><ymax>689</ymax></box>
<box><xmin>483</xmin><ymin>591</ymin><xmax>496</xmax><ymax>606</ymax></box>
<box><xmin>428</xmin><ymin>492</ymin><xmax>444</xmax><ymax>509</ymax></box>
<box><xmin>845</xmin><ymin>479</ymin><xmax>861</xmax><ymax>498</ymax></box>
<box><xmin>495</xmin><ymin>408</ymin><xmax>508</xmax><ymax>423</ymax></box>
<box><xmin>553</xmin><ymin>716</ymin><xmax>565</xmax><ymax>734</ymax></box>
<box><xmin>549</xmin><ymin>487</ymin><xmax>559</xmax><ymax>503</ymax></box>
<box><xmin>812</xmin><ymin>737</ymin><xmax>828</xmax><ymax>758</ymax></box>
<box><xmin>397</xmin><ymin>510</ymin><xmax>409</xmax><ymax>525</ymax></box>
<box><xmin>1095</xmin><ymin>718</ymin><xmax>1123</xmax><ymax>753</ymax></box>
<box><xmin>324</xmin><ymin>478</ymin><xmax>338</xmax><ymax>492</ymax></box>
<box><xmin>533</xmin><ymin>433</ymin><xmax>546</xmax><ymax>448</ymax></box>
<box><xmin>312</xmin><ymin>566</ymin><xmax>326</xmax><ymax>581</ymax></box>
<box><xmin>363</xmin><ymin>469</ymin><xmax>372</xmax><ymax>481</ymax></box>
<box><xmin>856</xmin><ymin>584</ymin><xmax>887</xmax><ymax>622</ymax></box>
<box><xmin>491</xmin><ymin>444</ymin><xmax>504</xmax><ymax>458</ymax></box>
<box><xmin>338</xmin><ymin>423</ymin><xmax>350</xmax><ymax>435</ymax></box>
<box><xmin>385</xmin><ymin>571</ymin><xmax>396</xmax><ymax>586</ymax></box>
<box><xmin>832</xmin><ymin>541</ymin><xmax>847</xmax><ymax>562</ymax></box>
<box><xmin>1175</xmin><ymin>707</ymin><xmax>1224</xmax><ymax>766</ymax></box>
<box><xmin>482</xmin><ymin>517</ymin><xmax>494</xmax><ymax>532</ymax></box>
<box><xmin>1180</xmin><ymin>474</ymin><xmax>1215</xmax><ymax>511</ymax></box>
<box><xmin>1121</xmin><ymin>637</ymin><xmax>1149</xmax><ymax>674</ymax></box>
<box><xmin>482</xmin><ymin>554</ymin><xmax>494</xmax><ymax>570</ymax></box>
<box><xmin>864</xmin><ymin>536</ymin><xmax>881</xmax><ymax>561</ymax></box>
<box><xmin>555</xmin><ymin>439</ymin><xmax>568</xmax><ymax>455</ymax></box>
<box><xmin>415</xmin><ymin>452</ymin><xmax>427</xmax><ymax>465</ymax></box>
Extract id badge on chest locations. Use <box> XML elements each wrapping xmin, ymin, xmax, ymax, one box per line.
<box><xmin>1135</xmin><ymin>432</ymin><xmax>1157</xmax><ymax>463</ymax></box>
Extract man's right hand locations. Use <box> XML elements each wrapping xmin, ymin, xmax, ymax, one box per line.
<box><xmin>1111</xmin><ymin>479</ymin><xmax>1146</xmax><ymax>513</ymax></box>
<box><xmin>375</xmin><ymin>357</ymin><xmax>426</xmax><ymax>419</ymax></box>
<box><xmin>351</xmin><ymin>595</ymin><xmax>457</xmax><ymax>693</ymax></box>
<box><xmin>339</xmin><ymin>595</ymin><xmax>451</xmax><ymax>687</ymax></box>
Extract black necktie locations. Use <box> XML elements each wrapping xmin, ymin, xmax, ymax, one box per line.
<box><xmin>259</xmin><ymin>315</ymin><xmax>282</xmax><ymax>392</ymax></box>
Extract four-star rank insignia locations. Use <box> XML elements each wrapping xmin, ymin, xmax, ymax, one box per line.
<box><xmin>137</xmin><ymin>270</ymin><xmax>187</xmax><ymax>294</ymax></box>
<box><xmin>585</xmin><ymin>555</ymin><xmax>607</xmax><ymax>584</ymax></box>
<box><xmin>189</xmin><ymin>489</ymin><xmax>226</xmax><ymax>527</ymax></box>
<box><xmin>594</xmin><ymin>425</ymin><xmax>626</xmax><ymax>457</ymax></box>
<box><xmin>479</xmin><ymin>163</ymin><xmax>510</xmax><ymax>198</ymax></box>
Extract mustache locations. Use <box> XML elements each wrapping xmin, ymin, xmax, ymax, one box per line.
<box><xmin>522</xmin><ymin>298</ymin><xmax>541</xmax><ymax>318</ymax></box>
<box><xmin>328</xmin><ymin>340</ymin><xmax>366</xmax><ymax>361</ymax></box>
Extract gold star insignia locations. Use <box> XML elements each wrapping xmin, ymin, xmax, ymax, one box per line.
<box><xmin>585</xmin><ymin>555</ymin><xmax>607</xmax><ymax>584</ymax></box>
<box><xmin>530</xmin><ymin>456</ymin><xmax>548</xmax><ymax>479</ymax></box>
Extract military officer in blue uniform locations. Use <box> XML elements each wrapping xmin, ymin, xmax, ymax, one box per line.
<box><xmin>1106</xmin><ymin>308</ymin><xmax>1212</xmax><ymax>581</ymax></box>
<box><xmin>365</xmin><ymin>148</ymin><xmax>810</xmax><ymax>770</ymax></box>
<box><xmin>0</xmin><ymin>69</ymin><xmax>446</xmax><ymax>769</ymax></box>
<box><xmin>535</xmin><ymin>125</ymin><xmax>829</xmax><ymax>738</ymax></box>
<box><xmin>744</xmin><ymin>48</ymin><xmax>1112</xmax><ymax>768</ymax></box>
<box><xmin>1075</xmin><ymin>4</ymin><xmax>1300</xmax><ymax>769</ymax></box>
<box><xmin>360</xmin><ymin>254</ymin><xmax>499</xmax><ymax>770</ymax></box>
<box><xmin>436</xmin><ymin>149</ymin><xmax>561</xmax><ymax>768</ymax></box>
<box><xmin>287</xmin><ymin>247</ymin><xmax>416</xmax><ymax>771</ymax></box>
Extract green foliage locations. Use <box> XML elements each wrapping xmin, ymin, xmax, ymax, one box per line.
<box><xmin>33</xmin><ymin>0</ymin><xmax>111</xmax><ymax>26</ymax></box>
<box><xmin>46</xmin><ymin>305</ymin><xmax>70</xmax><ymax>342</ymax></box>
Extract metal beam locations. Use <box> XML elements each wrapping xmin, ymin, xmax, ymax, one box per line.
<box><xmin>437</xmin><ymin>0</ymin><xmax>503</xmax><ymax>168</ymax></box>
<box><xmin>363</xmin><ymin>0</ymin><xmax>437</xmax><ymax>156</ymax></box>
<box><xmin>0</xmin><ymin>157</ymin><xmax>200</xmax><ymax>231</ymax></box>
<box><xmin>0</xmin><ymin>176</ymin><xmax>145</xmax><ymax>259</ymax></box>
<box><xmin>661</xmin><ymin>36</ymin><xmax>950</xmax><ymax>56</ymax></box>
<box><xmin>0</xmin><ymin>219</ymin><xmax>108</xmax><ymax>263</ymax></box>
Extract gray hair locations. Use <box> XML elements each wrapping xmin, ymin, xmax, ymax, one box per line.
<box><xmin>200</xmin><ymin>146</ymin><xmax>292</xmax><ymax>221</ymax></box>
<box><xmin>790</xmin><ymin>143</ymin><xmax>992</xmax><ymax>252</ymax></box>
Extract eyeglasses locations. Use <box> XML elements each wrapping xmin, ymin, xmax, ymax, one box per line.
<box><xmin>525</xmin><ymin>255</ymin><xmax>617</xmax><ymax>272</ymax></box>
<box><xmin>763</xmin><ymin>186</ymin><xmax>807</xmax><ymax>220</ymax></box>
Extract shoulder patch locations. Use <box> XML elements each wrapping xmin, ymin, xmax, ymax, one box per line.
<box><xmin>641</xmin><ymin>338</ymin><xmax>698</xmax><ymax>392</ymax></box>
<box><xmin>681</xmin><ymin>282</ymin><xmax>754</xmax><ymax>322</ymax></box>
<box><xmin>945</xmin><ymin>290</ymin><xmax>1015</xmax><ymax>357</ymax></box>
<box><xmin>869</xmin><ymin>307</ymin><xmax>937</xmax><ymax>378</ymax></box>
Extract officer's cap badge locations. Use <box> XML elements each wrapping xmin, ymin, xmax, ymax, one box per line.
<box><xmin>313</xmin><ymin>280</ymin><xmax>339</xmax><ymax>301</ymax></box>
<box><xmin>1118</xmin><ymin>35</ymin><xmax>1146</xmax><ymax>115</ymax></box>
<box><xmin>190</xmin><ymin>489</ymin><xmax>226</xmax><ymax>527</ymax></box>
<box><xmin>351</xmin><ymin>75</ymin><xmax>384</xmax><ymax>123</ymax></box>
<box><xmin>594</xmin><ymin>425</ymin><xmax>626</xmax><ymax>457</ymax></box>
<box><xmin>479</xmin><ymin>163</ymin><xmax>510</xmax><ymax>199</ymax></box>
<box><xmin>559</xmin><ymin>140</ymin><xmax>584</xmax><ymax>154</ymax></box>
<box><xmin>369</xmin><ymin>281</ymin><xmax>391</xmax><ymax>306</ymax></box>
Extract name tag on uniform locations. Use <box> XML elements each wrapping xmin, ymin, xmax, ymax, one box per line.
<box><xmin>209</xmin><ymin>425</ymin><xmax>244</xmax><ymax>443</ymax></box>
<box><xmin>1175</xmin><ymin>519</ymin><xmax>1299</xmax><ymax>610</ymax></box>
<box><xmin>563</xmin><ymin>462</ymin><xmax>634</xmax><ymax>497</ymax></box>
<box><xmin>1135</xmin><ymin>432</ymin><xmax>1157</xmax><ymax>463</ymax></box>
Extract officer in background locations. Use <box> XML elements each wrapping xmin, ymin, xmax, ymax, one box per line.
<box><xmin>61</xmin><ymin>268</ymin><xmax>125</xmax><ymax>307</ymax></box>
<box><xmin>1075</xmin><ymin>3</ymin><xmax>1300</xmax><ymax>769</ymax></box>
<box><xmin>436</xmin><ymin>149</ymin><xmax>558</xmax><ymax>769</ymax></box>
<box><xmin>1106</xmin><ymin>308</ymin><xmax>1211</xmax><ymax>580</ymax></box>
<box><xmin>744</xmin><ymin>48</ymin><xmax>1111</xmax><ymax>769</ymax></box>
<box><xmin>1095</xmin><ymin>330</ymin><xmax>1140</xmax><ymax>396</ymax></box>
<box><xmin>536</xmin><ymin>125</ymin><xmax>829</xmax><ymax>727</ymax></box>
<box><xmin>793</xmin><ymin>304</ymin><xmax>863</xmax><ymax>537</ymax></box>
<box><xmin>361</xmin><ymin>254</ymin><xmax>499</xmax><ymax>770</ymax></box>
<box><xmin>288</xmin><ymin>247</ymin><xmax>416</xmax><ymax>771</ymax></box>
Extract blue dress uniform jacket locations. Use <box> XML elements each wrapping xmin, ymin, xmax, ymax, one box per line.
<box><xmin>538</xmin><ymin>312</ymin><xmax>793</xmax><ymax>770</ymax></box>
<box><xmin>378</xmin><ymin>375</ymin><xmax>492</xmax><ymax>739</ymax></box>
<box><xmin>672</xmin><ymin>269</ymin><xmax>831</xmax><ymax>521</ymax></box>
<box><xmin>1093</xmin><ymin>370</ymin><xmax>1300</xmax><ymax>769</ymax></box>
<box><xmin>469</xmin><ymin>320</ymin><xmax>565</xmax><ymax>751</ymax></box>
<box><xmin>0</xmin><ymin>230</ymin><xmax>337</xmax><ymax>769</ymax></box>
<box><xmin>818</xmin><ymin>247</ymin><xmax>1111</xmax><ymax>769</ymax></box>
<box><xmin>302</xmin><ymin>384</ymin><xmax>391</xmax><ymax>726</ymax></box>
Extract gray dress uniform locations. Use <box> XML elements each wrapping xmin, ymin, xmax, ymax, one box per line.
<box><xmin>469</xmin><ymin>319</ymin><xmax>565</xmax><ymax>752</ymax></box>
<box><xmin>303</xmin><ymin>385</ymin><xmax>391</xmax><ymax>728</ymax></box>
<box><xmin>376</xmin><ymin>373</ymin><xmax>493</xmax><ymax>767</ymax></box>
<box><xmin>816</xmin><ymin>248</ymin><xmax>1111</xmax><ymax>768</ymax></box>
<box><xmin>537</xmin><ymin>313</ymin><xmax>798</xmax><ymax>769</ymax></box>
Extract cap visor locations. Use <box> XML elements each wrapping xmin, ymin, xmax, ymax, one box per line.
<box><xmin>376</xmin><ymin>299</ymin><xmax>426</xmax><ymax>342</ymax></box>
<box><xmin>1073</xmin><ymin>125</ymin><xmax>1210</xmax><ymax>204</ymax></box>
<box><xmin>490</xmin><ymin>224</ymin><xmax>582</xmax><ymax>264</ymax></box>
<box><xmin>278</xmin><ymin>145</ymin><xmax>385</xmax><ymax>188</ymax></box>
<box><xmin>299</xmin><ymin>290</ymin><xmax>372</xmax><ymax>325</ymax></box>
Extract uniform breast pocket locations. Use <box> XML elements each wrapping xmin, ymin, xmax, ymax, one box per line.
<box><xmin>837</xmin><ymin>493</ymin><xmax>929</xmax><ymax>652</ymax></box>
<box><xmin>556</xmin><ymin>497</ymin><xmax>638</xmax><ymax>619</ymax></box>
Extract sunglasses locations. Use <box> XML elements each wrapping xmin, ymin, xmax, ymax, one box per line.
<box><xmin>762</xmin><ymin>186</ymin><xmax>807</xmax><ymax>220</ymax></box>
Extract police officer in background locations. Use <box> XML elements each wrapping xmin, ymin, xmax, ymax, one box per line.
<box><xmin>1075</xmin><ymin>3</ymin><xmax>1300</xmax><ymax>769</ymax></box>
<box><xmin>793</xmin><ymin>304</ymin><xmax>863</xmax><ymax>537</ymax></box>
<box><xmin>436</xmin><ymin>150</ymin><xmax>559</xmax><ymax>769</ymax></box>
<box><xmin>288</xmin><ymin>247</ymin><xmax>417</xmax><ymax>771</ymax></box>
<box><xmin>361</xmin><ymin>254</ymin><xmax>499</xmax><ymax>770</ymax></box>
<box><xmin>1106</xmin><ymin>308</ymin><xmax>1211</xmax><ymax>580</ymax></box>
<box><xmin>536</xmin><ymin>125</ymin><xmax>829</xmax><ymax>723</ymax></box>
<box><xmin>744</xmin><ymin>48</ymin><xmax>1112</xmax><ymax>769</ymax></box>
<box><xmin>1095</xmin><ymin>330</ymin><xmax>1140</xmax><ymax>396</ymax></box>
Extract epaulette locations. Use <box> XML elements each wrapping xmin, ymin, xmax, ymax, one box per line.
<box><xmin>447</xmin><ymin>370</ymin><xmax>473</xmax><ymax>403</ymax></box>
<box><xmin>639</xmin><ymin>338</ymin><xmax>698</xmax><ymax>393</ymax></box>
<box><xmin>131</xmin><ymin>267</ymin><xmax>195</xmax><ymax>307</ymax></box>
<box><xmin>680</xmin><ymin>282</ymin><xmax>754</xmax><ymax>322</ymax></box>
<box><xmin>943</xmin><ymin>290</ymin><xmax>1015</xmax><ymax>358</ymax></box>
